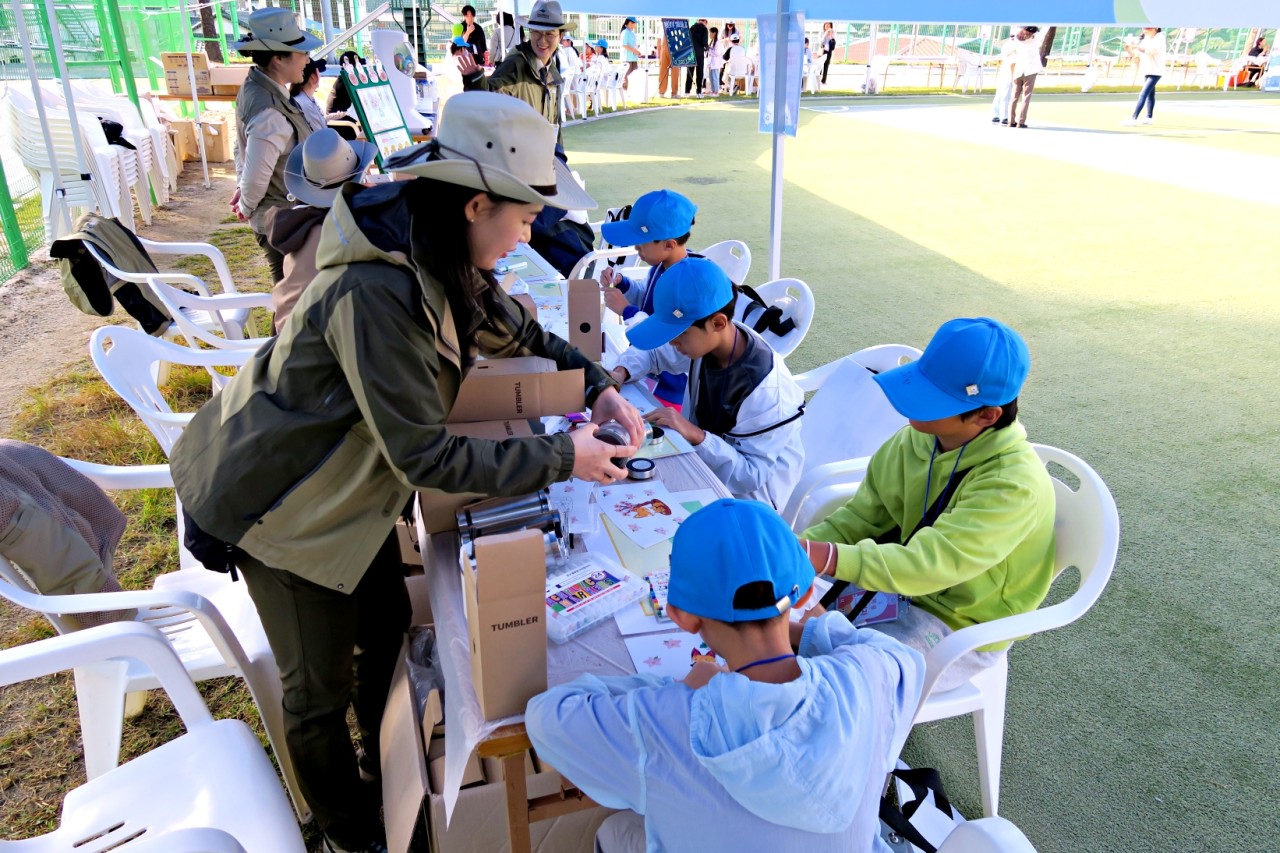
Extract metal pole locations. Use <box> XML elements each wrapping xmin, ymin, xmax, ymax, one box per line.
<box><xmin>10</xmin><ymin>0</ymin><xmax>73</xmax><ymax>235</ymax></box>
<box><xmin>319</xmin><ymin>0</ymin><xmax>335</xmax><ymax>44</ymax></box>
<box><xmin>179</xmin><ymin>0</ymin><xmax>211</xmax><ymax>188</ymax></box>
<box><xmin>767</xmin><ymin>0</ymin><xmax>790</xmax><ymax>282</ymax></box>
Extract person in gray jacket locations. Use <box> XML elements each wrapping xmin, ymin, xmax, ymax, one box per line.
<box><xmin>611</xmin><ymin>257</ymin><xmax>805</xmax><ymax>509</ymax></box>
<box><xmin>172</xmin><ymin>92</ymin><xmax>644</xmax><ymax>853</ymax></box>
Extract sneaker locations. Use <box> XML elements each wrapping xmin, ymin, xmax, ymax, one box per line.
<box><xmin>1000</xmin><ymin>118</ymin><xmax>1009</xmax><ymax>125</ymax></box>
<box><xmin>991</xmin><ymin>117</ymin><xmax>1000</xmax><ymax>123</ymax></box>
<box><xmin>323</xmin><ymin>836</ymin><xmax>388</xmax><ymax>853</ymax></box>
<box><xmin>1138</xmin><ymin>116</ymin><xmax>1153</xmax><ymax>125</ymax></box>
<box><xmin>1017</xmin><ymin>122</ymin><xmax>1028</xmax><ymax>128</ymax></box>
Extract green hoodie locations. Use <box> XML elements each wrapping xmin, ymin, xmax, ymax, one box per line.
<box><xmin>802</xmin><ymin>421</ymin><xmax>1055</xmax><ymax>650</ymax></box>
<box><xmin>171</xmin><ymin>180</ymin><xmax>615</xmax><ymax>593</ymax></box>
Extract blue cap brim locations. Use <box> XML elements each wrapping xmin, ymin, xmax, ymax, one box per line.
<box><xmin>625</xmin><ymin>312</ymin><xmax>693</xmax><ymax>351</ymax></box>
<box><xmin>873</xmin><ymin>360</ymin><xmax>973</xmax><ymax>421</ymax></box>
<box><xmin>600</xmin><ymin>218</ymin><xmax>654</xmax><ymax>247</ymax></box>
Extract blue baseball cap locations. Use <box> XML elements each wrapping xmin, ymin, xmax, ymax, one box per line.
<box><xmin>596</xmin><ymin>38</ymin><xmax>608</xmax><ymax>48</ymax></box>
<box><xmin>625</xmin><ymin>257</ymin><xmax>733</xmax><ymax>351</ymax></box>
<box><xmin>668</xmin><ymin>499</ymin><xmax>814</xmax><ymax>623</ymax></box>
<box><xmin>874</xmin><ymin>317</ymin><xmax>1030</xmax><ymax>421</ymax></box>
<box><xmin>600</xmin><ymin>189</ymin><xmax>696</xmax><ymax>247</ymax></box>
<box><xmin>624</xmin><ymin>16</ymin><xmax>637</xmax><ymax>24</ymax></box>
<box><xmin>452</xmin><ymin>36</ymin><xmax>469</xmax><ymax>48</ymax></box>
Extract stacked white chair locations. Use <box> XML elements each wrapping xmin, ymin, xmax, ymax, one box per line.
<box><xmin>135</xmin><ymin>95</ymin><xmax>181</xmax><ymax>193</ymax></box>
<box><xmin>65</xmin><ymin>80</ymin><xmax>171</xmax><ymax>204</ymax></box>
<box><xmin>0</xmin><ymin>620</ymin><xmax>306</xmax><ymax>850</ymax></box>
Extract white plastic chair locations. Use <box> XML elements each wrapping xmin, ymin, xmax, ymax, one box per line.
<box><xmin>868</xmin><ymin>55</ymin><xmax>891</xmax><ymax>93</ymax></box>
<box><xmin>700</xmin><ymin>239</ymin><xmax>752</xmax><ymax>286</ymax></box>
<box><xmin>912</xmin><ymin>444</ymin><xmax>1120</xmax><ymax>817</ymax></box>
<box><xmin>0</xmin><ymin>621</ymin><xmax>305</xmax><ymax>851</ymax></box>
<box><xmin>1188</xmin><ymin>52</ymin><xmax>1221</xmax><ymax>89</ymax></box>
<box><xmin>724</xmin><ymin>52</ymin><xmax>755</xmax><ymax>95</ymax></box>
<box><xmin>0</xmin><ymin>456</ymin><xmax>308</xmax><ymax>824</ymax></box>
<box><xmin>60</xmin><ymin>81</ymin><xmax>170</xmax><ymax>205</ymax></box>
<box><xmin>603</xmin><ymin>65</ymin><xmax>629</xmax><ymax>111</ymax></box>
<box><xmin>145</xmin><ymin>280</ymin><xmax>273</xmax><ymax>365</ymax></box>
<box><xmin>733</xmin><ymin>277</ymin><xmax>814</xmax><ymax>357</ymax></box>
<box><xmin>89</xmin><ymin>325</ymin><xmax>255</xmax><ymax>453</ymax></box>
<box><xmin>78</xmin><ymin>232</ymin><xmax>257</xmax><ymax>351</ymax></box>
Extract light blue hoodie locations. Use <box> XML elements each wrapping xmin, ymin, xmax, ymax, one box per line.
<box><xmin>526</xmin><ymin>613</ymin><xmax>924</xmax><ymax>852</ymax></box>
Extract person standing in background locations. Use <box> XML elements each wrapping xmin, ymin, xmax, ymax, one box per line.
<box><xmin>990</xmin><ymin>31</ymin><xmax>1017</xmax><ymax>124</ymax></box>
<box><xmin>687</xmin><ymin>18</ymin><xmax>709</xmax><ymax>96</ymax></box>
<box><xmin>657</xmin><ymin>22</ymin><xmax>677</xmax><ymax>97</ymax></box>
<box><xmin>620</xmin><ymin>16</ymin><xmax>641</xmax><ymax>90</ymax></box>
<box><xmin>820</xmin><ymin>21</ymin><xmax>836</xmax><ymax>86</ymax></box>
<box><xmin>1123</xmin><ymin>27</ymin><xmax>1167</xmax><ymax>125</ymax></box>
<box><xmin>1007</xmin><ymin>25</ymin><xmax>1042</xmax><ymax>129</ymax></box>
<box><xmin>461</xmin><ymin>5</ymin><xmax>487</xmax><ymax>60</ymax></box>
<box><xmin>706</xmin><ymin>25</ymin><xmax>724</xmax><ymax>95</ymax></box>
<box><xmin>290</xmin><ymin>58</ymin><xmax>327</xmax><ymax>133</ymax></box>
<box><xmin>229</xmin><ymin>7</ymin><xmax>319</xmax><ymax>285</ymax></box>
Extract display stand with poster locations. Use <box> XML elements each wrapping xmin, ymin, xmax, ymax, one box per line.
<box><xmin>662</xmin><ymin>18</ymin><xmax>695</xmax><ymax>67</ymax></box>
<box><xmin>341</xmin><ymin>59</ymin><xmax>415</xmax><ymax>166</ymax></box>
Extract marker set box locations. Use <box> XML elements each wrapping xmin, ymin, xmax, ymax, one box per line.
<box><xmin>545</xmin><ymin>554</ymin><xmax>645</xmax><ymax>644</ymax></box>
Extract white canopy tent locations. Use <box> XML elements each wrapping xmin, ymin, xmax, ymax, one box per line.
<box><xmin>565</xmin><ymin>1</ymin><xmax>1280</xmax><ymax>277</ymax></box>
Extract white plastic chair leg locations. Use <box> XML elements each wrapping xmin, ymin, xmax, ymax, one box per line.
<box><xmin>124</xmin><ymin>688</ymin><xmax>148</xmax><ymax>719</ymax></box>
<box><xmin>243</xmin><ymin>654</ymin><xmax>312</xmax><ymax>822</ymax></box>
<box><xmin>972</xmin><ymin>661</ymin><xmax>1008</xmax><ymax>817</ymax></box>
<box><xmin>73</xmin><ymin>659</ymin><xmax>129</xmax><ymax>780</ymax></box>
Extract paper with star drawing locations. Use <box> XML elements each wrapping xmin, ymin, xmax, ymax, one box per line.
<box><xmin>595</xmin><ymin>482</ymin><xmax>690</xmax><ymax>549</ymax></box>
<box><xmin>623</xmin><ymin>631</ymin><xmax>726</xmax><ymax>680</ymax></box>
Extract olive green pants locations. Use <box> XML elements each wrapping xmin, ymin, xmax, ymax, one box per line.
<box><xmin>238</xmin><ymin>530</ymin><xmax>410</xmax><ymax>849</ymax></box>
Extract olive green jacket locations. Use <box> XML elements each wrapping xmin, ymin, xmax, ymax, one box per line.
<box><xmin>463</xmin><ymin>43</ymin><xmax>563</xmax><ymax>133</ymax></box>
<box><xmin>171</xmin><ymin>180</ymin><xmax>614</xmax><ymax>592</ymax></box>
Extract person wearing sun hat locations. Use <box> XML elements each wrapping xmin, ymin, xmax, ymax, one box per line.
<box><xmin>610</xmin><ymin>257</ymin><xmax>805</xmax><ymax>509</ymax></box>
<box><xmin>526</xmin><ymin>498</ymin><xmax>924</xmax><ymax>853</ymax></box>
<box><xmin>456</xmin><ymin>0</ymin><xmax>575</xmax><ymax>134</ymax></box>
<box><xmin>799</xmin><ymin>317</ymin><xmax>1056</xmax><ymax>693</ymax></box>
<box><xmin>171</xmin><ymin>91</ymin><xmax>646</xmax><ymax>853</ymax></box>
<box><xmin>229</xmin><ymin>7</ymin><xmax>322</xmax><ymax>283</ymax></box>
<box><xmin>266</xmin><ymin>128</ymin><xmax>377</xmax><ymax>332</ymax></box>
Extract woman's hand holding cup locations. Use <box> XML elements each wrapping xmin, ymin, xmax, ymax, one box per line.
<box><xmin>570</xmin><ymin>423</ymin><xmax>635</xmax><ymax>484</ymax></box>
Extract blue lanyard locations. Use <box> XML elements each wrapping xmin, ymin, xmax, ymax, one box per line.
<box><xmin>922</xmin><ymin>440</ymin><xmax>969</xmax><ymax>529</ymax></box>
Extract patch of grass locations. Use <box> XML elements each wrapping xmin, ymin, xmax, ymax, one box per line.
<box><xmin>169</xmin><ymin>224</ymin><xmax>274</xmax><ymax>294</ymax></box>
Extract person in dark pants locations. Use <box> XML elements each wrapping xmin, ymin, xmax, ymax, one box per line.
<box><xmin>820</xmin><ymin>21</ymin><xmax>836</xmax><ymax>85</ymax></box>
<box><xmin>686</xmin><ymin>18</ymin><xmax>709</xmax><ymax>95</ymax></box>
<box><xmin>229</xmin><ymin>8</ymin><xmax>318</xmax><ymax>284</ymax></box>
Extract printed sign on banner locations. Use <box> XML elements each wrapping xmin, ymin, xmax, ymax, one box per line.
<box><xmin>756</xmin><ymin>12</ymin><xmax>805</xmax><ymax>137</ymax></box>
<box><xmin>663</xmin><ymin>18</ymin><xmax>696</xmax><ymax>67</ymax></box>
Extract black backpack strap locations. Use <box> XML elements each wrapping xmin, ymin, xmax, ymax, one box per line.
<box><xmin>879</xmin><ymin>767</ymin><xmax>954</xmax><ymax>853</ymax></box>
<box><xmin>737</xmin><ymin>283</ymin><xmax>796</xmax><ymax>337</ymax></box>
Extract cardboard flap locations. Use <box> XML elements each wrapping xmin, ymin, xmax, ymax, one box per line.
<box><xmin>472</xmin><ymin>529</ymin><xmax>547</xmax><ymax>599</ymax></box>
<box><xmin>449</xmin><ymin>357</ymin><xmax>585</xmax><ymax>423</ymax></box>
<box><xmin>567</xmin><ymin>279</ymin><xmax>603</xmax><ymax>362</ymax></box>
<box><xmin>381</xmin><ymin>639</ymin><xmax>429</xmax><ymax>853</ymax></box>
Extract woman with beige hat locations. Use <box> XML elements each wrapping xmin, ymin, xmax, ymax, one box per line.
<box><xmin>229</xmin><ymin>7</ymin><xmax>321</xmax><ymax>283</ymax></box>
<box><xmin>172</xmin><ymin>91</ymin><xmax>644</xmax><ymax>853</ymax></box>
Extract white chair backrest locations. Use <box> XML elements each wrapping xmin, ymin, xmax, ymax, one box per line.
<box><xmin>936</xmin><ymin>817</ymin><xmax>1038</xmax><ymax>853</ymax></box>
<box><xmin>1034</xmin><ymin>444</ymin><xmax>1120</xmax><ymax>606</ymax></box>
<box><xmin>727</xmin><ymin>52</ymin><xmax>750</xmax><ymax>77</ymax></box>
<box><xmin>89</xmin><ymin>325</ymin><xmax>253</xmax><ymax>455</ymax></box>
<box><xmin>802</xmin><ymin>357</ymin><xmax>906</xmax><ymax>472</ymax></box>
<box><xmin>700</xmin><ymin>239</ymin><xmax>752</xmax><ymax>286</ymax></box>
<box><xmin>733</xmin><ymin>277</ymin><xmax>813</xmax><ymax>358</ymax></box>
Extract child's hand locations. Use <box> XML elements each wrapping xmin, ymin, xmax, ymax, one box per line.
<box><xmin>603</xmin><ymin>286</ymin><xmax>630</xmax><ymax>315</ymax></box>
<box><xmin>684</xmin><ymin>659</ymin><xmax>727</xmax><ymax>689</ymax></box>
<box><xmin>644</xmin><ymin>407</ymin><xmax>705</xmax><ymax>446</ymax></box>
<box><xmin>600</xmin><ymin>266</ymin><xmax>619</xmax><ymax>288</ymax></box>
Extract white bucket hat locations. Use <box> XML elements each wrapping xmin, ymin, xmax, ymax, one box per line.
<box><xmin>522</xmin><ymin>0</ymin><xmax>576</xmax><ymax>33</ymax></box>
<box><xmin>384</xmin><ymin>91</ymin><xmax>596</xmax><ymax>211</ymax></box>
<box><xmin>232</xmin><ymin>8</ymin><xmax>323</xmax><ymax>53</ymax></box>
<box><xmin>284</xmin><ymin>129</ymin><xmax>379</xmax><ymax>208</ymax></box>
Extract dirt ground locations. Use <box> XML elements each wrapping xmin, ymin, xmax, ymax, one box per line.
<box><xmin>0</xmin><ymin>163</ymin><xmax>240</xmax><ymax>435</ymax></box>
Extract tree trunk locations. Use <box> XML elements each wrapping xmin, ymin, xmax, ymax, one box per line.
<box><xmin>201</xmin><ymin>5</ymin><xmax>223</xmax><ymax>64</ymax></box>
<box><xmin>1039</xmin><ymin>26</ymin><xmax>1057</xmax><ymax>65</ymax></box>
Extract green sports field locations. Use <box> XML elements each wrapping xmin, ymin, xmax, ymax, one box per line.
<box><xmin>565</xmin><ymin>91</ymin><xmax>1280</xmax><ymax>852</ymax></box>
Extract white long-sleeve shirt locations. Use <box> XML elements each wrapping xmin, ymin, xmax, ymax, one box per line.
<box><xmin>234</xmin><ymin>74</ymin><xmax>295</xmax><ymax>226</ymax></box>
<box><xmin>617</xmin><ymin>324</ymin><xmax>805</xmax><ymax>509</ymax></box>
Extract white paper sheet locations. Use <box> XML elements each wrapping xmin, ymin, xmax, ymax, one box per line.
<box><xmin>623</xmin><ymin>631</ymin><xmax>727</xmax><ymax>680</ymax></box>
<box><xmin>596</xmin><ymin>481</ymin><xmax>690</xmax><ymax>548</ymax></box>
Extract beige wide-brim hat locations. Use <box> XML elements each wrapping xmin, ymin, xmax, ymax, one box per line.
<box><xmin>384</xmin><ymin>91</ymin><xmax>596</xmax><ymax>211</ymax></box>
<box><xmin>521</xmin><ymin>0</ymin><xmax>577</xmax><ymax>33</ymax></box>
<box><xmin>285</xmin><ymin>129</ymin><xmax>379</xmax><ymax>208</ymax></box>
<box><xmin>232</xmin><ymin>7</ymin><xmax>323</xmax><ymax>53</ymax></box>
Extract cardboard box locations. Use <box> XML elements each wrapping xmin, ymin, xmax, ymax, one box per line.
<box><xmin>209</xmin><ymin>63</ymin><xmax>250</xmax><ymax>96</ymax></box>
<box><xmin>171</xmin><ymin>117</ymin><xmax>232</xmax><ymax>162</ymax></box>
<box><xmin>381</xmin><ymin>630</ymin><xmax>613</xmax><ymax>853</ymax></box>
<box><xmin>405</xmin><ymin>571</ymin><xmax>434</xmax><ymax>626</ymax></box>
<box><xmin>162</xmin><ymin>51</ymin><xmax>212</xmax><ymax>97</ymax></box>
<box><xmin>567</xmin><ymin>279</ymin><xmax>603</xmax><ymax>362</ymax></box>
<box><xmin>462</xmin><ymin>529</ymin><xmax>548</xmax><ymax>720</ymax></box>
<box><xmin>419</xmin><ymin>357</ymin><xmax>584</xmax><ymax>533</ymax></box>
<box><xmin>427</xmin><ymin>735</ymin><xmax>485</xmax><ymax>793</ymax></box>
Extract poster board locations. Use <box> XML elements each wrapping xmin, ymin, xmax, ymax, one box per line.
<box><xmin>342</xmin><ymin>60</ymin><xmax>415</xmax><ymax>166</ymax></box>
<box><xmin>756</xmin><ymin>12</ymin><xmax>804</xmax><ymax>137</ymax></box>
<box><xmin>662</xmin><ymin>18</ymin><xmax>695</xmax><ymax>67</ymax></box>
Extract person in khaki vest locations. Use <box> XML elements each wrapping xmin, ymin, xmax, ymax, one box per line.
<box><xmin>229</xmin><ymin>8</ymin><xmax>319</xmax><ymax>283</ymax></box>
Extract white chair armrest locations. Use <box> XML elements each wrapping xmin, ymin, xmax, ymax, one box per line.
<box><xmin>782</xmin><ymin>457</ymin><xmax>869</xmax><ymax>531</ymax></box>
<box><xmin>59</xmin><ymin>458</ymin><xmax>173</xmax><ymax>490</ymax></box>
<box><xmin>138</xmin><ymin>238</ymin><xmax>237</xmax><ymax>294</ymax></box>
<box><xmin>0</xmin><ymin>622</ymin><xmax>213</xmax><ymax>728</ymax></box>
<box><xmin>188</xmin><ymin>291</ymin><xmax>276</xmax><ymax>312</ymax></box>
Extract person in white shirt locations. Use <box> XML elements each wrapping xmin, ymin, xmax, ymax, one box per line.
<box><xmin>290</xmin><ymin>58</ymin><xmax>327</xmax><ymax>132</ymax></box>
<box><xmin>1007</xmin><ymin>25</ymin><xmax>1043</xmax><ymax>128</ymax></box>
<box><xmin>706</xmin><ymin>26</ymin><xmax>724</xmax><ymax>94</ymax></box>
<box><xmin>991</xmin><ymin>34</ymin><xmax>1017</xmax><ymax>123</ymax></box>
<box><xmin>1123</xmin><ymin>27</ymin><xmax>1167</xmax><ymax>125</ymax></box>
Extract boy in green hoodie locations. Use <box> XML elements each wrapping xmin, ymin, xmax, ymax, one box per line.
<box><xmin>799</xmin><ymin>317</ymin><xmax>1055</xmax><ymax>692</ymax></box>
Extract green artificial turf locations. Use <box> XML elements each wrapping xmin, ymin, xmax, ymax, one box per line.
<box><xmin>565</xmin><ymin>93</ymin><xmax>1280</xmax><ymax>852</ymax></box>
